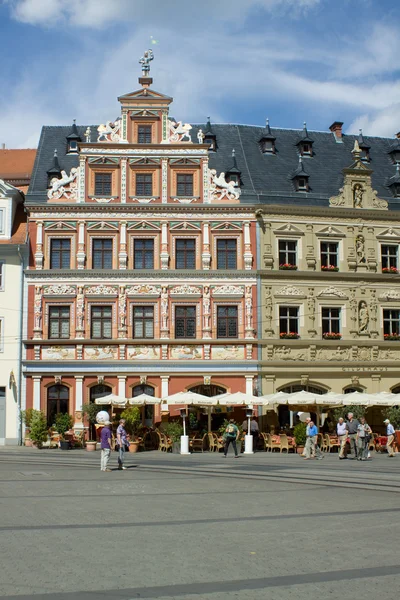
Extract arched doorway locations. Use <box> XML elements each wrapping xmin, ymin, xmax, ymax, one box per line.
<box><xmin>89</xmin><ymin>385</ymin><xmax>112</xmax><ymax>438</ymax></box>
<box><xmin>47</xmin><ymin>384</ymin><xmax>69</xmax><ymax>426</ymax></box>
<box><xmin>188</xmin><ymin>384</ymin><xmax>226</xmax><ymax>397</ymax></box>
<box><xmin>132</xmin><ymin>384</ymin><xmax>155</xmax><ymax>427</ymax></box>
<box><xmin>277</xmin><ymin>383</ymin><xmax>327</xmax><ymax>429</ymax></box>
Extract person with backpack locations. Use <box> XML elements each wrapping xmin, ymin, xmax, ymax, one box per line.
<box><xmin>224</xmin><ymin>419</ymin><xmax>240</xmax><ymax>458</ymax></box>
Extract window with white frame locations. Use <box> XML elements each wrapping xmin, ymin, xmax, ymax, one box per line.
<box><xmin>279</xmin><ymin>306</ymin><xmax>299</xmax><ymax>336</ymax></box>
<box><xmin>381</xmin><ymin>245</ymin><xmax>398</xmax><ymax>272</ymax></box>
<box><xmin>133</xmin><ymin>306</ymin><xmax>154</xmax><ymax>339</ymax></box>
<box><xmin>322</xmin><ymin>307</ymin><xmax>341</xmax><ymax>336</ymax></box>
<box><xmin>383</xmin><ymin>309</ymin><xmax>400</xmax><ymax>336</ymax></box>
<box><xmin>320</xmin><ymin>242</ymin><xmax>339</xmax><ymax>269</ymax></box>
<box><xmin>278</xmin><ymin>240</ymin><xmax>297</xmax><ymax>267</ymax></box>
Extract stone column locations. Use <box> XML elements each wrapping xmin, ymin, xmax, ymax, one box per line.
<box><xmin>32</xmin><ymin>376</ymin><xmax>41</xmax><ymax>411</ymax></box>
<box><xmin>265</xmin><ymin>286</ymin><xmax>274</xmax><ymax>337</ymax></box>
<box><xmin>346</xmin><ymin>226</ymin><xmax>357</xmax><ymax>271</ymax></box>
<box><xmin>161</xmin><ymin>376</ymin><xmax>169</xmax><ymax>398</ymax></box>
<box><xmin>78</xmin><ymin>157</ymin><xmax>86</xmax><ymax>204</ymax></box>
<box><xmin>243</xmin><ymin>222</ymin><xmax>253</xmax><ymax>270</ymax></box>
<box><xmin>202</xmin><ymin>222</ymin><xmax>211</xmax><ymax>269</ymax></box>
<box><xmin>202</xmin><ymin>158</ymin><xmax>210</xmax><ymax>204</ymax></box>
<box><xmin>245</xmin><ymin>376</ymin><xmax>254</xmax><ymax>395</ymax></box>
<box><xmin>33</xmin><ymin>286</ymin><xmax>43</xmax><ymax>340</ymax></box>
<box><xmin>160</xmin><ymin>222</ymin><xmax>169</xmax><ymax>269</ymax></box>
<box><xmin>245</xmin><ymin>285</ymin><xmax>254</xmax><ymax>339</ymax></box>
<box><xmin>74</xmin><ymin>376</ymin><xmax>84</xmax><ymax>431</ymax></box>
<box><xmin>160</xmin><ymin>286</ymin><xmax>169</xmax><ymax>339</ymax></box>
<box><xmin>371</xmin><ymin>374</ymin><xmax>381</xmax><ymax>393</ymax></box>
<box><xmin>118</xmin><ymin>376</ymin><xmax>127</xmax><ymax>398</ymax></box>
<box><xmin>366</xmin><ymin>226</ymin><xmax>377</xmax><ymax>272</ymax></box>
<box><xmin>77</xmin><ymin>221</ymin><xmax>86</xmax><ymax>269</ymax></box>
<box><xmin>119</xmin><ymin>221</ymin><xmax>127</xmax><ymax>269</ymax></box>
<box><xmin>118</xmin><ymin>286</ymin><xmax>127</xmax><ymax>339</ymax></box>
<box><xmin>120</xmin><ymin>159</ymin><xmax>127</xmax><ymax>203</ymax></box>
<box><xmin>121</xmin><ymin>109</ymin><xmax>128</xmax><ymax>143</ymax></box>
<box><xmin>263</xmin><ymin>221</ymin><xmax>274</xmax><ymax>269</ymax></box>
<box><xmin>161</xmin><ymin>158</ymin><xmax>168</xmax><ymax>203</ymax></box>
<box><xmin>305</xmin><ymin>224</ymin><xmax>316</xmax><ymax>270</ymax></box>
<box><xmin>34</xmin><ymin>221</ymin><xmax>44</xmax><ymax>269</ymax></box>
<box><xmin>202</xmin><ymin>286</ymin><xmax>211</xmax><ymax>339</ymax></box>
<box><xmin>76</xmin><ymin>286</ymin><xmax>85</xmax><ymax>339</ymax></box>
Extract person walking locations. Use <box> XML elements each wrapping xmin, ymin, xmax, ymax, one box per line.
<box><xmin>100</xmin><ymin>420</ymin><xmax>113</xmax><ymax>472</ymax></box>
<box><xmin>250</xmin><ymin>417</ymin><xmax>259</xmax><ymax>453</ymax></box>
<box><xmin>356</xmin><ymin>417</ymin><xmax>372</xmax><ymax>461</ymax></box>
<box><xmin>346</xmin><ymin>413</ymin><xmax>359</xmax><ymax>459</ymax></box>
<box><xmin>304</xmin><ymin>419</ymin><xmax>318</xmax><ymax>460</ymax></box>
<box><xmin>224</xmin><ymin>419</ymin><xmax>239</xmax><ymax>458</ymax></box>
<box><xmin>337</xmin><ymin>417</ymin><xmax>348</xmax><ymax>460</ymax></box>
<box><xmin>116</xmin><ymin>419</ymin><xmax>128</xmax><ymax>470</ymax></box>
<box><xmin>384</xmin><ymin>418</ymin><xmax>396</xmax><ymax>457</ymax></box>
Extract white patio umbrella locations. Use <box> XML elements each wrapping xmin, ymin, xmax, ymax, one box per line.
<box><xmin>368</xmin><ymin>392</ymin><xmax>398</xmax><ymax>407</ymax></box>
<box><xmin>129</xmin><ymin>393</ymin><xmax>161</xmax><ymax>405</ymax></box>
<box><xmin>214</xmin><ymin>391</ymin><xmax>256</xmax><ymax>406</ymax></box>
<box><xmin>94</xmin><ymin>394</ymin><xmax>127</xmax><ymax>407</ymax></box>
<box><xmin>316</xmin><ymin>392</ymin><xmax>343</xmax><ymax>406</ymax></box>
<box><xmin>342</xmin><ymin>391</ymin><xmax>373</xmax><ymax>406</ymax></box>
<box><xmin>256</xmin><ymin>391</ymin><xmax>289</xmax><ymax>405</ymax></box>
<box><xmin>163</xmin><ymin>391</ymin><xmax>212</xmax><ymax>405</ymax></box>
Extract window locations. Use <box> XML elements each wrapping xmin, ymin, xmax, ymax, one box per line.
<box><xmin>381</xmin><ymin>245</ymin><xmax>398</xmax><ymax>272</ymax></box>
<box><xmin>50</xmin><ymin>239</ymin><xmax>71</xmax><ymax>269</ymax></box>
<box><xmin>68</xmin><ymin>140</ymin><xmax>78</xmax><ymax>153</ymax></box>
<box><xmin>204</xmin><ymin>136</ymin><xmax>215</xmax><ymax>150</ymax></box>
<box><xmin>217</xmin><ymin>306</ymin><xmax>238</xmax><ymax>338</ymax></box>
<box><xmin>135</xmin><ymin>173</ymin><xmax>152</xmax><ymax>196</ymax></box>
<box><xmin>0</xmin><ymin>261</ymin><xmax>4</xmax><ymax>290</ymax></box>
<box><xmin>279</xmin><ymin>240</ymin><xmax>297</xmax><ymax>267</ymax></box>
<box><xmin>176</xmin><ymin>239</ymin><xmax>195</xmax><ymax>269</ymax></box>
<box><xmin>92</xmin><ymin>239</ymin><xmax>113</xmax><ymax>269</ymax></box>
<box><xmin>262</xmin><ymin>140</ymin><xmax>275</xmax><ymax>154</ymax></box>
<box><xmin>133</xmin><ymin>306</ymin><xmax>154</xmax><ymax>338</ymax></box>
<box><xmin>177</xmin><ymin>173</ymin><xmax>193</xmax><ymax>196</ymax></box>
<box><xmin>138</xmin><ymin>125</ymin><xmax>152</xmax><ymax>144</ymax></box>
<box><xmin>279</xmin><ymin>306</ymin><xmax>299</xmax><ymax>336</ymax></box>
<box><xmin>94</xmin><ymin>172</ymin><xmax>112</xmax><ymax>196</ymax></box>
<box><xmin>301</xmin><ymin>143</ymin><xmax>311</xmax><ymax>155</ymax></box>
<box><xmin>322</xmin><ymin>307</ymin><xmax>341</xmax><ymax>334</ymax></box>
<box><xmin>217</xmin><ymin>239</ymin><xmax>237</xmax><ymax>269</ymax></box>
<box><xmin>321</xmin><ymin>242</ymin><xmax>338</xmax><ymax>269</ymax></box>
<box><xmin>91</xmin><ymin>306</ymin><xmax>112</xmax><ymax>339</ymax></box>
<box><xmin>47</xmin><ymin>384</ymin><xmax>69</xmax><ymax>427</ymax></box>
<box><xmin>297</xmin><ymin>177</ymin><xmax>308</xmax><ymax>191</ymax></box>
<box><xmin>134</xmin><ymin>239</ymin><xmax>154</xmax><ymax>269</ymax></box>
<box><xmin>383</xmin><ymin>309</ymin><xmax>400</xmax><ymax>336</ymax></box>
<box><xmin>175</xmin><ymin>306</ymin><xmax>196</xmax><ymax>338</ymax></box>
<box><xmin>49</xmin><ymin>306</ymin><xmax>70</xmax><ymax>339</ymax></box>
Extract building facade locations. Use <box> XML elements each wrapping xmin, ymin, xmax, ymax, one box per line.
<box><xmin>0</xmin><ymin>179</ymin><xmax>27</xmax><ymax>444</ymax></box>
<box><xmin>23</xmin><ymin>59</ymin><xmax>258</xmax><ymax>428</ymax></box>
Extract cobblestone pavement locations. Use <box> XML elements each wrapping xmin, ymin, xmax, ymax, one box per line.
<box><xmin>0</xmin><ymin>448</ymin><xmax>399</xmax><ymax>600</ymax></box>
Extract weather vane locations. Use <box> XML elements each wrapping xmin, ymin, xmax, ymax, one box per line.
<box><xmin>139</xmin><ymin>49</ymin><xmax>154</xmax><ymax>77</ymax></box>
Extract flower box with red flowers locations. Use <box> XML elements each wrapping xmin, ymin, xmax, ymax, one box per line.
<box><xmin>382</xmin><ymin>267</ymin><xmax>399</xmax><ymax>274</ymax></box>
<box><xmin>321</xmin><ymin>265</ymin><xmax>339</xmax><ymax>272</ymax></box>
<box><xmin>280</xmin><ymin>332</ymin><xmax>300</xmax><ymax>339</ymax></box>
<box><xmin>322</xmin><ymin>332</ymin><xmax>342</xmax><ymax>340</ymax></box>
<box><xmin>279</xmin><ymin>264</ymin><xmax>298</xmax><ymax>270</ymax></box>
<box><xmin>384</xmin><ymin>334</ymin><xmax>400</xmax><ymax>341</ymax></box>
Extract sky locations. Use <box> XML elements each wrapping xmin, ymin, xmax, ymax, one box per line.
<box><xmin>1</xmin><ymin>0</ymin><xmax>400</xmax><ymax>148</ymax></box>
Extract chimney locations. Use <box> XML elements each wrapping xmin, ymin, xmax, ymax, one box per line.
<box><xmin>329</xmin><ymin>121</ymin><xmax>344</xmax><ymax>142</ymax></box>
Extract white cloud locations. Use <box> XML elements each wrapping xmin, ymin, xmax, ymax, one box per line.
<box><xmin>348</xmin><ymin>105</ymin><xmax>400</xmax><ymax>137</ymax></box>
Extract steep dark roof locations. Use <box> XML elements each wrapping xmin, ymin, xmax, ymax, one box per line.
<box><xmin>27</xmin><ymin>122</ymin><xmax>400</xmax><ymax>209</ymax></box>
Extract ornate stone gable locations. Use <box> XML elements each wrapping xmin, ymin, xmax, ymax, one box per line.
<box><xmin>274</xmin><ymin>285</ymin><xmax>305</xmax><ymax>298</ymax></box>
<box><xmin>379</xmin><ymin>289</ymin><xmax>400</xmax><ymax>301</ymax></box>
<box><xmin>170</xmin><ymin>285</ymin><xmax>202</xmax><ymax>296</ymax></box>
<box><xmin>126</xmin><ymin>284</ymin><xmax>161</xmax><ymax>296</ymax></box>
<box><xmin>212</xmin><ymin>285</ymin><xmax>244</xmax><ymax>297</ymax></box>
<box><xmin>85</xmin><ymin>285</ymin><xmax>119</xmax><ymax>296</ymax></box>
<box><xmin>317</xmin><ymin>287</ymin><xmax>348</xmax><ymax>299</ymax></box>
<box><xmin>43</xmin><ymin>284</ymin><xmax>77</xmax><ymax>296</ymax></box>
<box><xmin>329</xmin><ymin>140</ymin><xmax>388</xmax><ymax>210</ymax></box>
<box><xmin>88</xmin><ymin>157</ymin><xmax>119</xmax><ymax>165</ymax></box>
<box><xmin>128</xmin><ymin>157</ymin><xmax>161</xmax><ymax>166</ymax></box>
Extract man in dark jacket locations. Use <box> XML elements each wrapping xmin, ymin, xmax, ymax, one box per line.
<box><xmin>346</xmin><ymin>413</ymin><xmax>359</xmax><ymax>459</ymax></box>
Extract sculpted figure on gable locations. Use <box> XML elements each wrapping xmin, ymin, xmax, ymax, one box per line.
<box><xmin>168</xmin><ymin>120</ymin><xmax>192</xmax><ymax>143</ymax></box>
<box><xmin>97</xmin><ymin>118</ymin><xmax>122</xmax><ymax>142</ymax></box>
<box><xmin>48</xmin><ymin>168</ymin><xmax>79</xmax><ymax>200</ymax></box>
<box><xmin>209</xmin><ymin>169</ymin><xmax>241</xmax><ymax>201</ymax></box>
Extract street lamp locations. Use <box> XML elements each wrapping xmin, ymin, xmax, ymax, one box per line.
<box><xmin>244</xmin><ymin>407</ymin><xmax>254</xmax><ymax>454</ymax></box>
<box><xmin>180</xmin><ymin>408</ymin><xmax>190</xmax><ymax>455</ymax></box>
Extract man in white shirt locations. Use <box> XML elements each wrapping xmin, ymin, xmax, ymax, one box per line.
<box><xmin>337</xmin><ymin>417</ymin><xmax>347</xmax><ymax>460</ymax></box>
<box><xmin>384</xmin><ymin>418</ymin><xmax>396</xmax><ymax>457</ymax></box>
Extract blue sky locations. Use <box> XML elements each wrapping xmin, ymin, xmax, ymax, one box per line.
<box><xmin>1</xmin><ymin>0</ymin><xmax>400</xmax><ymax>147</ymax></box>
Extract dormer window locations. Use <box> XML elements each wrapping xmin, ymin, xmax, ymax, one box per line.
<box><xmin>259</xmin><ymin>118</ymin><xmax>276</xmax><ymax>155</ymax></box>
<box><xmin>227</xmin><ymin>173</ymin><xmax>239</xmax><ymax>184</ymax></box>
<box><xmin>47</xmin><ymin>149</ymin><xmax>62</xmax><ymax>187</ymax></box>
<box><xmin>291</xmin><ymin>157</ymin><xmax>309</xmax><ymax>192</ymax></box>
<box><xmin>388</xmin><ymin>138</ymin><xmax>400</xmax><ymax>164</ymax></box>
<box><xmin>388</xmin><ymin>164</ymin><xmax>400</xmax><ymax>197</ymax></box>
<box><xmin>204</xmin><ymin>136</ymin><xmax>215</xmax><ymax>150</ymax></box>
<box><xmin>225</xmin><ymin>149</ymin><xmax>241</xmax><ymax>187</ymax></box>
<box><xmin>204</xmin><ymin>117</ymin><xmax>217</xmax><ymax>152</ymax></box>
<box><xmin>66</xmin><ymin>120</ymin><xmax>81</xmax><ymax>154</ymax></box>
<box><xmin>297</xmin><ymin>122</ymin><xmax>314</xmax><ymax>157</ymax></box>
<box><xmin>358</xmin><ymin>129</ymin><xmax>370</xmax><ymax>162</ymax></box>
<box><xmin>297</xmin><ymin>177</ymin><xmax>308</xmax><ymax>191</ymax></box>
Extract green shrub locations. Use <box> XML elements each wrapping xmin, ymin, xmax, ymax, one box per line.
<box><xmin>82</xmin><ymin>403</ymin><xmax>103</xmax><ymax>425</ymax></box>
<box><xmin>29</xmin><ymin>411</ymin><xmax>48</xmax><ymax>448</ymax></box>
<box><xmin>384</xmin><ymin>407</ymin><xmax>400</xmax><ymax>429</ymax></box>
<box><xmin>332</xmin><ymin>405</ymin><xmax>365</xmax><ymax>422</ymax></box>
<box><xmin>120</xmin><ymin>406</ymin><xmax>142</xmax><ymax>438</ymax></box>
<box><xmin>162</xmin><ymin>421</ymin><xmax>183</xmax><ymax>443</ymax></box>
<box><xmin>54</xmin><ymin>413</ymin><xmax>74</xmax><ymax>440</ymax></box>
<box><xmin>20</xmin><ymin>408</ymin><xmax>37</xmax><ymax>428</ymax></box>
<box><xmin>293</xmin><ymin>422</ymin><xmax>307</xmax><ymax>446</ymax></box>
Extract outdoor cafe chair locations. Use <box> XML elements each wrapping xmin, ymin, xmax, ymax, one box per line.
<box><xmin>212</xmin><ymin>432</ymin><xmax>225</xmax><ymax>452</ymax></box>
<box><xmin>261</xmin><ymin>432</ymin><xmax>272</xmax><ymax>452</ymax></box>
<box><xmin>191</xmin><ymin>433</ymin><xmax>207</xmax><ymax>453</ymax></box>
<box><xmin>279</xmin><ymin>434</ymin><xmax>291</xmax><ymax>453</ymax></box>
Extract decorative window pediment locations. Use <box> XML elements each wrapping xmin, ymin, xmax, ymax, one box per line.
<box><xmin>128</xmin><ymin>157</ymin><xmax>160</xmax><ymax>166</ymax></box>
<box><xmin>377</xmin><ymin>227</ymin><xmax>400</xmax><ymax>241</ymax></box>
<box><xmin>170</xmin><ymin>221</ymin><xmax>201</xmax><ymax>231</ymax></box>
<box><xmin>317</xmin><ymin>287</ymin><xmax>348</xmax><ymax>299</ymax></box>
<box><xmin>44</xmin><ymin>221</ymin><xmax>77</xmax><ymax>231</ymax></box>
<box><xmin>169</xmin><ymin>158</ymin><xmax>200</xmax><ymax>166</ymax></box>
<box><xmin>88</xmin><ymin>157</ymin><xmax>119</xmax><ymax>165</ymax></box>
<box><xmin>129</xmin><ymin>109</ymin><xmax>159</xmax><ymax>118</ymax></box>
<box><xmin>211</xmin><ymin>221</ymin><xmax>242</xmax><ymax>231</ymax></box>
<box><xmin>128</xmin><ymin>221</ymin><xmax>161</xmax><ymax>231</ymax></box>
<box><xmin>379</xmin><ymin>289</ymin><xmax>400</xmax><ymax>301</ymax></box>
<box><xmin>274</xmin><ymin>285</ymin><xmax>305</xmax><ymax>298</ymax></box>
<box><xmin>315</xmin><ymin>226</ymin><xmax>345</xmax><ymax>238</ymax></box>
<box><xmin>87</xmin><ymin>221</ymin><xmax>119</xmax><ymax>231</ymax></box>
<box><xmin>273</xmin><ymin>223</ymin><xmax>304</xmax><ymax>236</ymax></box>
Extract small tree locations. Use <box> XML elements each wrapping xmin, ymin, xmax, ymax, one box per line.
<box><xmin>20</xmin><ymin>408</ymin><xmax>36</xmax><ymax>429</ymax></box>
<box><xmin>120</xmin><ymin>406</ymin><xmax>142</xmax><ymax>440</ymax></box>
<box><xmin>384</xmin><ymin>407</ymin><xmax>400</xmax><ymax>429</ymax></box>
<box><xmin>331</xmin><ymin>405</ymin><xmax>366</xmax><ymax>422</ymax></box>
<box><xmin>82</xmin><ymin>403</ymin><xmax>104</xmax><ymax>425</ymax></box>
<box><xmin>162</xmin><ymin>421</ymin><xmax>183</xmax><ymax>443</ymax></box>
<box><xmin>29</xmin><ymin>411</ymin><xmax>48</xmax><ymax>448</ymax></box>
<box><xmin>54</xmin><ymin>413</ymin><xmax>74</xmax><ymax>440</ymax></box>
<box><xmin>293</xmin><ymin>422</ymin><xmax>307</xmax><ymax>447</ymax></box>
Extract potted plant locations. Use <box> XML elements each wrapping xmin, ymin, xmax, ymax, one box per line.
<box><xmin>54</xmin><ymin>413</ymin><xmax>74</xmax><ymax>450</ymax></box>
<box><xmin>29</xmin><ymin>410</ymin><xmax>49</xmax><ymax>449</ymax></box>
<box><xmin>162</xmin><ymin>421</ymin><xmax>183</xmax><ymax>453</ymax></box>
<box><xmin>279</xmin><ymin>263</ymin><xmax>297</xmax><ymax>270</ymax></box>
<box><xmin>384</xmin><ymin>407</ymin><xmax>400</xmax><ymax>450</ymax></box>
<box><xmin>382</xmin><ymin>266</ymin><xmax>398</xmax><ymax>274</ymax></box>
<box><xmin>293</xmin><ymin>422</ymin><xmax>307</xmax><ymax>455</ymax></box>
<box><xmin>280</xmin><ymin>332</ymin><xmax>300</xmax><ymax>340</ymax></box>
<box><xmin>322</xmin><ymin>332</ymin><xmax>342</xmax><ymax>340</ymax></box>
<box><xmin>384</xmin><ymin>333</ymin><xmax>400</xmax><ymax>341</ymax></box>
<box><xmin>21</xmin><ymin>408</ymin><xmax>36</xmax><ymax>446</ymax></box>
<box><xmin>120</xmin><ymin>406</ymin><xmax>142</xmax><ymax>453</ymax></box>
